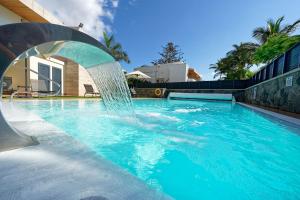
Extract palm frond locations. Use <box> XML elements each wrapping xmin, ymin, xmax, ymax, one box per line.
<box><xmin>252</xmin><ymin>27</ymin><xmax>268</xmax><ymax>43</ymax></box>
<box><xmin>112</xmin><ymin>43</ymin><xmax>122</xmax><ymax>51</ymax></box>
<box><xmin>102</xmin><ymin>32</ymin><xmax>130</xmax><ymax>63</ymax></box>
<box><xmin>281</xmin><ymin>19</ymin><xmax>300</xmax><ymax>34</ymax></box>
<box><xmin>273</xmin><ymin>16</ymin><xmax>285</xmax><ymax>33</ymax></box>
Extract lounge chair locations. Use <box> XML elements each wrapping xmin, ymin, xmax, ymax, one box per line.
<box><xmin>30</xmin><ymin>79</ymin><xmax>57</xmax><ymax>96</ymax></box>
<box><xmin>10</xmin><ymin>79</ymin><xmax>58</xmax><ymax>99</ymax></box>
<box><xmin>84</xmin><ymin>84</ymin><xmax>100</xmax><ymax>97</ymax></box>
<box><xmin>130</xmin><ymin>87</ymin><xmax>137</xmax><ymax>97</ymax></box>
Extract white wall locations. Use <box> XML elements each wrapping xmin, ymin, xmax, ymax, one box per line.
<box><xmin>167</xmin><ymin>63</ymin><xmax>188</xmax><ymax>82</ymax></box>
<box><xmin>135</xmin><ymin>63</ymin><xmax>188</xmax><ymax>83</ymax></box>
<box><xmin>0</xmin><ymin>5</ymin><xmax>23</xmax><ymax>25</ymax></box>
<box><xmin>4</xmin><ymin>59</ymin><xmax>27</xmax><ymax>90</ymax></box>
<box><xmin>78</xmin><ymin>65</ymin><xmax>99</xmax><ymax>96</ymax></box>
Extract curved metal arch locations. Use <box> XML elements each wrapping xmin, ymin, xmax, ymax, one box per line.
<box><xmin>0</xmin><ymin>23</ymin><xmax>116</xmax><ymax>151</ymax></box>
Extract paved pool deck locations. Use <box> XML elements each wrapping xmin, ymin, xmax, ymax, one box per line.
<box><xmin>0</xmin><ymin>102</ymin><xmax>170</xmax><ymax>200</ymax></box>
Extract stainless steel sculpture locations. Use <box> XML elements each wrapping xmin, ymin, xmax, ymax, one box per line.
<box><xmin>0</xmin><ymin>23</ymin><xmax>115</xmax><ymax>151</ymax></box>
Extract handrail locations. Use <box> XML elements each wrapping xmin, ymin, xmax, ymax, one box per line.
<box><xmin>10</xmin><ymin>67</ymin><xmax>61</xmax><ymax>101</ymax></box>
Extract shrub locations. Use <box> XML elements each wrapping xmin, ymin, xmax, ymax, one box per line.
<box><xmin>253</xmin><ymin>34</ymin><xmax>300</xmax><ymax>64</ymax></box>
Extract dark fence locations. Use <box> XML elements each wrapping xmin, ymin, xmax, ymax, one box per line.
<box><xmin>136</xmin><ymin>42</ymin><xmax>300</xmax><ymax>90</ymax></box>
<box><xmin>135</xmin><ymin>80</ymin><xmax>250</xmax><ymax>90</ymax></box>
<box><xmin>248</xmin><ymin>43</ymin><xmax>300</xmax><ymax>86</ymax></box>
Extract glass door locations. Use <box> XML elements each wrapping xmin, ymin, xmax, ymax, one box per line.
<box><xmin>38</xmin><ymin>63</ymin><xmax>50</xmax><ymax>91</ymax></box>
<box><xmin>52</xmin><ymin>67</ymin><xmax>62</xmax><ymax>95</ymax></box>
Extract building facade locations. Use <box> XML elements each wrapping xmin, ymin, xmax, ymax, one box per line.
<box><xmin>134</xmin><ymin>62</ymin><xmax>201</xmax><ymax>83</ymax></box>
<box><xmin>0</xmin><ymin>0</ymin><xmax>98</xmax><ymax>96</ymax></box>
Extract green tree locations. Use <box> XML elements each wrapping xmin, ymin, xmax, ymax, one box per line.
<box><xmin>103</xmin><ymin>32</ymin><xmax>130</xmax><ymax>63</ymax></box>
<box><xmin>253</xmin><ymin>16</ymin><xmax>300</xmax><ymax>44</ymax></box>
<box><xmin>210</xmin><ymin>43</ymin><xmax>259</xmax><ymax>80</ymax></box>
<box><xmin>253</xmin><ymin>34</ymin><xmax>300</xmax><ymax>63</ymax></box>
<box><xmin>152</xmin><ymin>42</ymin><xmax>184</xmax><ymax>65</ymax></box>
<box><xmin>210</xmin><ymin>58</ymin><xmax>230</xmax><ymax>79</ymax></box>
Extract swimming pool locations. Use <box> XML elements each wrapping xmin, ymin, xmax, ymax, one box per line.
<box><xmin>14</xmin><ymin>99</ymin><xmax>300</xmax><ymax>200</ymax></box>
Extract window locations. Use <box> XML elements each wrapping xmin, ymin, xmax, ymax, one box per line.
<box><xmin>52</xmin><ymin>67</ymin><xmax>62</xmax><ymax>95</ymax></box>
<box><xmin>38</xmin><ymin>63</ymin><xmax>50</xmax><ymax>91</ymax></box>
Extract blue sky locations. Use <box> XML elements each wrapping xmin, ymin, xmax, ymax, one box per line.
<box><xmin>110</xmin><ymin>0</ymin><xmax>300</xmax><ymax>80</ymax></box>
<box><xmin>38</xmin><ymin>0</ymin><xmax>300</xmax><ymax>80</ymax></box>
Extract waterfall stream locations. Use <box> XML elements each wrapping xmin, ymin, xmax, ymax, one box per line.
<box><xmin>87</xmin><ymin>62</ymin><xmax>135</xmax><ymax>116</ymax></box>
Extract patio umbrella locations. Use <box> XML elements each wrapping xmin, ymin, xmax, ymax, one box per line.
<box><xmin>126</xmin><ymin>70</ymin><xmax>151</xmax><ymax>79</ymax></box>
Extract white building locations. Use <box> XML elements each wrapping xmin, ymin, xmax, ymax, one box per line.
<box><xmin>1</xmin><ymin>0</ymin><xmax>97</xmax><ymax>96</ymax></box>
<box><xmin>134</xmin><ymin>62</ymin><xmax>202</xmax><ymax>83</ymax></box>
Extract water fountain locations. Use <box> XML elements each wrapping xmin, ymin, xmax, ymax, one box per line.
<box><xmin>87</xmin><ymin>62</ymin><xmax>135</xmax><ymax>116</ymax></box>
<box><xmin>0</xmin><ymin>23</ymin><xmax>134</xmax><ymax>151</ymax></box>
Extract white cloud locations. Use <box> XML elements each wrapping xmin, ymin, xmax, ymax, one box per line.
<box><xmin>111</xmin><ymin>0</ymin><xmax>119</xmax><ymax>7</ymax></box>
<box><xmin>37</xmin><ymin>0</ymin><xmax>119</xmax><ymax>40</ymax></box>
<box><xmin>129</xmin><ymin>0</ymin><xmax>137</xmax><ymax>6</ymax></box>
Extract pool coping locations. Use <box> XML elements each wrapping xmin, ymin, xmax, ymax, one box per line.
<box><xmin>237</xmin><ymin>102</ymin><xmax>300</xmax><ymax>127</ymax></box>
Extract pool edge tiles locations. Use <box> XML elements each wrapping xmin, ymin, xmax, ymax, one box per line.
<box><xmin>238</xmin><ymin>102</ymin><xmax>300</xmax><ymax>127</ymax></box>
<box><xmin>0</xmin><ymin>102</ymin><xmax>171</xmax><ymax>200</ymax></box>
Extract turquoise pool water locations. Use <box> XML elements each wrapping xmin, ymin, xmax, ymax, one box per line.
<box><xmin>15</xmin><ymin>99</ymin><xmax>300</xmax><ymax>200</ymax></box>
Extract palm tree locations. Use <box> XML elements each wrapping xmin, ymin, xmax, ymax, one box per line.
<box><xmin>227</xmin><ymin>42</ymin><xmax>259</xmax><ymax>68</ymax></box>
<box><xmin>253</xmin><ymin>16</ymin><xmax>300</xmax><ymax>44</ymax></box>
<box><xmin>210</xmin><ymin>43</ymin><xmax>259</xmax><ymax>80</ymax></box>
<box><xmin>103</xmin><ymin>32</ymin><xmax>130</xmax><ymax>63</ymax></box>
<box><xmin>209</xmin><ymin>62</ymin><xmax>224</xmax><ymax>80</ymax></box>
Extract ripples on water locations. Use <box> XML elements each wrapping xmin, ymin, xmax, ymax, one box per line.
<box><xmin>16</xmin><ymin>99</ymin><xmax>300</xmax><ymax>200</ymax></box>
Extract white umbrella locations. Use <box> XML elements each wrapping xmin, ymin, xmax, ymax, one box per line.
<box><xmin>126</xmin><ymin>70</ymin><xmax>151</xmax><ymax>79</ymax></box>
